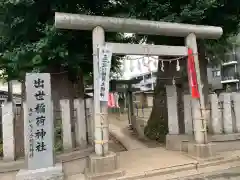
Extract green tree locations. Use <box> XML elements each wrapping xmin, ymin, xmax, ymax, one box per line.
<box><xmin>0</xmin><ymin>0</ymin><xmax>130</xmax><ymax>83</ymax></box>
<box><xmin>0</xmin><ymin>0</ymin><xmax>133</xmax><ymax>117</ymax></box>
<box><xmin>125</xmin><ymin>0</ymin><xmax>240</xmax><ymax>141</ymax></box>
<box><xmin>0</xmin><ymin>0</ymin><xmax>132</xmax><ymax>156</ymax></box>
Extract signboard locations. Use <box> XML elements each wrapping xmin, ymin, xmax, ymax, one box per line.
<box><xmin>25</xmin><ymin>73</ymin><xmax>54</xmax><ymax>170</ymax></box>
<box><xmin>99</xmin><ymin>45</ymin><xmax>113</xmax><ymax>101</ymax></box>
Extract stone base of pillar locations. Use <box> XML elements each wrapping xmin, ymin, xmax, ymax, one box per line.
<box><xmin>165</xmin><ymin>134</ymin><xmax>193</xmax><ymax>151</ymax></box>
<box><xmin>187</xmin><ymin>143</ymin><xmax>216</xmax><ymax>159</ymax></box>
<box><xmin>85</xmin><ymin>151</ymin><xmax>125</xmax><ymax>180</ymax></box>
<box><xmin>16</xmin><ymin>163</ymin><xmax>64</xmax><ymax>180</ymax></box>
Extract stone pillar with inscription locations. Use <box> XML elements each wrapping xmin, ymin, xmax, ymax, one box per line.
<box><xmin>16</xmin><ymin>73</ymin><xmax>64</xmax><ymax>180</ymax></box>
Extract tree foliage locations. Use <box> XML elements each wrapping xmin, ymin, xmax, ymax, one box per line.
<box><xmin>126</xmin><ymin>0</ymin><xmax>240</xmax><ymax>53</ymax></box>
<box><xmin>1</xmin><ymin>0</ymin><xmax>240</xmax><ymax>143</ymax></box>
<box><xmin>0</xmin><ymin>0</ymin><xmax>129</xmax><ymax>81</ymax></box>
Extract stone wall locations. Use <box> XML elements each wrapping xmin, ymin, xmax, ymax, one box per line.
<box><xmin>1</xmin><ymin>97</ymin><xmax>93</xmax><ymax>160</ymax></box>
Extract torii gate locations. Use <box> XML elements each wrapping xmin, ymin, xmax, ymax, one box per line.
<box><xmin>54</xmin><ymin>12</ymin><xmax>222</xmax><ymax>178</ymax></box>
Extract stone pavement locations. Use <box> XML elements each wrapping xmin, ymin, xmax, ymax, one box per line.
<box><xmin>2</xmin><ymin>114</ymin><xmax>240</xmax><ymax>180</ymax></box>
<box><xmin>0</xmin><ymin>158</ymin><xmax>87</xmax><ymax>180</ymax></box>
<box><xmin>108</xmin><ymin>114</ymin><xmax>240</xmax><ymax>180</ymax></box>
<box><xmin>109</xmin><ymin>123</ymin><xmax>240</xmax><ymax>180</ymax></box>
<box><xmin>108</xmin><ymin>113</ymin><xmax>162</xmax><ymax>149</ymax></box>
<box><xmin>0</xmin><ymin>147</ymin><xmax>198</xmax><ymax>180</ymax></box>
<box><xmin>178</xmin><ymin>166</ymin><xmax>240</xmax><ymax>180</ymax></box>
<box><xmin>0</xmin><ymin>136</ymin><xmax>126</xmax><ymax>180</ymax></box>
<box><xmin>109</xmin><ymin>123</ymin><xmax>147</xmax><ymax>150</ymax></box>
<box><xmin>143</xmin><ymin>161</ymin><xmax>240</xmax><ymax>180</ymax></box>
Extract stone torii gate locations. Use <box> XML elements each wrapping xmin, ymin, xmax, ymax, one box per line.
<box><xmin>55</xmin><ymin>12</ymin><xmax>222</xmax><ymax>179</ymax></box>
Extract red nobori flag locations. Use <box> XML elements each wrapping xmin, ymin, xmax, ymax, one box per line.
<box><xmin>188</xmin><ymin>48</ymin><xmax>200</xmax><ymax>99</ymax></box>
<box><xmin>108</xmin><ymin>93</ymin><xmax>115</xmax><ymax>107</ymax></box>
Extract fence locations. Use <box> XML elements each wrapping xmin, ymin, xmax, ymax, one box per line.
<box><xmin>134</xmin><ymin>105</ymin><xmax>152</xmax><ymax>120</ymax></box>
<box><xmin>0</xmin><ymin>98</ymin><xmax>94</xmax><ymax>161</ymax></box>
<box><xmin>165</xmin><ymin>85</ymin><xmax>240</xmax><ymax>136</ymax></box>
<box><xmin>133</xmin><ymin>85</ymin><xmax>240</xmax><ymax>138</ymax></box>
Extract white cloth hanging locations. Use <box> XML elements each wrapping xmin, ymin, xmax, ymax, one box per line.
<box><xmin>114</xmin><ymin>92</ymin><xmax>120</xmax><ymax>108</ymax></box>
<box><xmin>150</xmin><ymin>72</ymin><xmax>154</xmax><ymax>90</ymax></box>
<box><xmin>129</xmin><ymin>57</ymin><xmax>134</xmax><ymax>72</ymax></box>
<box><xmin>137</xmin><ymin>59</ymin><xmax>142</xmax><ymax>72</ymax></box>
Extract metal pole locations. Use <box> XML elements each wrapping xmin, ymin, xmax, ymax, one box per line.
<box><xmin>92</xmin><ymin>26</ymin><xmax>109</xmax><ymax>156</ymax></box>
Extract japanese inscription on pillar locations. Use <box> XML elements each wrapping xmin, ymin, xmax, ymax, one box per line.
<box><xmin>26</xmin><ymin>73</ymin><xmax>54</xmax><ymax>170</ymax></box>
<box><xmin>99</xmin><ymin>45</ymin><xmax>112</xmax><ymax>101</ymax></box>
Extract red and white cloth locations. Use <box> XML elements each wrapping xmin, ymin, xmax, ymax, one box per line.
<box><xmin>108</xmin><ymin>93</ymin><xmax>115</xmax><ymax>107</ymax></box>
<box><xmin>108</xmin><ymin>92</ymin><xmax>120</xmax><ymax>108</ymax></box>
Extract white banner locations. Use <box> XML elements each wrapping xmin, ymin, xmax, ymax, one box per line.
<box><xmin>99</xmin><ymin>45</ymin><xmax>113</xmax><ymax>101</ymax></box>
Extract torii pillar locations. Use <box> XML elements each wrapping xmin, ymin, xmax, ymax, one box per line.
<box><xmin>55</xmin><ymin>12</ymin><xmax>223</xmax><ymax>178</ymax></box>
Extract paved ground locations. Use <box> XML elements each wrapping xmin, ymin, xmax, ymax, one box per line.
<box><xmin>119</xmin><ymin>147</ymin><xmax>197</xmax><ymax>176</ymax></box>
<box><xmin>108</xmin><ymin>113</ymin><xmax>163</xmax><ymax>148</ymax></box>
<box><xmin>109</xmin><ymin>134</ymin><xmax>127</xmax><ymax>152</ymax></box>
<box><xmin>142</xmin><ymin>166</ymin><xmax>240</xmax><ymax>180</ymax></box>
<box><xmin>175</xmin><ymin>166</ymin><xmax>240</xmax><ymax>180</ymax></box>
<box><xmin>2</xmin><ymin>113</ymin><xmax>240</xmax><ymax>180</ymax></box>
<box><xmin>108</xmin><ymin>113</ymin><xmax>240</xmax><ymax>180</ymax></box>
<box><xmin>0</xmin><ymin>133</ymin><xmax>126</xmax><ymax>180</ymax></box>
